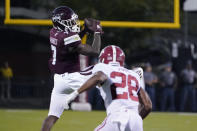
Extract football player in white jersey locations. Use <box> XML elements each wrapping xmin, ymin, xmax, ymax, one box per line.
<box><xmin>64</xmin><ymin>45</ymin><xmax>152</xmax><ymax>131</ymax></box>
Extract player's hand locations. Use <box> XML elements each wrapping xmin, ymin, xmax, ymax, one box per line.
<box><xmin>84</xmin><ymin>18</ymin><xmax>103</xmax><ymax>34</ymax></box>
<box><xmin>64</xmin><ymin>90</ymin><xmax>79</xmax><ymax>110</ymax></box>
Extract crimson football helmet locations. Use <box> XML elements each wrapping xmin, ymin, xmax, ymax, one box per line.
<box><xmin>99</xmin><ymin>45</ymin><xmax>125</xmax><ymax>66</ymax></box>
<box><xmin>52</xmin><ymin>6</ymin><xmax>80</xmax><ymax>33</ymax></box>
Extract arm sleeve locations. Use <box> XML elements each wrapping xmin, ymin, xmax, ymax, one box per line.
<box><xmin>63</xmin><ymin>34</ymin><xmax>81</xmax><ymax>46</ymax></box>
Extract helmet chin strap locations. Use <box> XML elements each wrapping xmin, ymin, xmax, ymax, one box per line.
<box><xmin>108</xmin><ymin>62</ymin><xmax>120</xmax><ymax>66</ymax></box>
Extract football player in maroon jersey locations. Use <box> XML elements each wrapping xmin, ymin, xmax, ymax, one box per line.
<box><xmin>41</xmin><ymin>6</ymin><xmax>103</xmax><ymax>131</ymax></box>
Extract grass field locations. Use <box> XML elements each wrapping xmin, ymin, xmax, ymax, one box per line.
<box><xmin>0</xmin><ymin>109</ymin><xmax>197</xmax><ymax>131</ymax></box>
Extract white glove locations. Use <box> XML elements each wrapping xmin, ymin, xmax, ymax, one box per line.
<box><xmin>132</xmin><ymin>67</ymin><xmax>145</xmax><ymax>90</ymax></box>
<box><xmin>64</xmin><ymin>90</ymin><xmax>79</xmax><ymax>110</ymax></box>
<box><xmin>133</xmin><ymin>67</ymin><xmax>143</xmax><ymax>78</ymax></box>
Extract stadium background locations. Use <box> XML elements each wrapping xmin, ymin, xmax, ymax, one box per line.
<box><xmin>0</xmin><ymin>0</ymin><xmax>197</xmax><ymax>131</ymax></box>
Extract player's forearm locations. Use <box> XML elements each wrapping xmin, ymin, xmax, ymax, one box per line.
<box><xmin>64</xmin><ymin>77</ymin><xmax>98</xmax><ymax>109</ymax></box>
<box><xmin>64</xmin><ymin>72</ymin><xmax>107</xmax><ymax>108</ymax></box>
<box><xmin>78</xmin><ymin>72</ymin><xmax>107</xmax><ymax>93</ymax></box>
<box><xmin>139</xmin><ymin>104</ymin><xmax>152</xmax><ymax>119</ymax></box>
<box><xmin>91</xmin><ymin>33</ymin><xmax>101</xmax><ymax>54</ymax></box>
<box><xmin>138</xmin><ymin>89</ymin><xmax>152</xmax><ymax>119</ymax></box>
<box><xmin>78</xmin><ymin>76</ymin><xmax>99</xmax><ymax>94</ymax></box>
<box><xmin>78</xmin><ymin>44</ymin><xmax>99</xmax><ymax>56</ymax></box>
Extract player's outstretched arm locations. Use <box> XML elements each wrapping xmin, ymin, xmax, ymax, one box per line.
<box><xmin>64</xmin><ymin>71</ymin><xmax>107</xmax><ymax>109</ymax></box>
<box><xmin>76</xmin><ymin>33</ymin><xmax>101</xmax><ymax>56</ymax></box>
<box><xmin>91</xmin><ymin>32</ymin><xmax>101</xmax><ymax>54</ymax></box>
<box><xmin>138</xmin><ymin>88</ymin><xmax>152</xmax><ymax>119</ymax></box>
<box><xmin>77</xmin><ymin>18</ymin><xmax>102</xmax><ymax>56</ymax></box>
<box><xmin>78</xmin><ymin>71</ymin><xmax>107</xmax><ymax>93</ymax></box>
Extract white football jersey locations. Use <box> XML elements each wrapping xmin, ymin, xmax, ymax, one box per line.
<box><xmin>92</xmin><ymin>63</ymin><xmax>142</xmax><ymax>115</ymax></box>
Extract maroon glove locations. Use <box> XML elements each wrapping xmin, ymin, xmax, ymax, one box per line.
<box><xmin>84</xmin><ymin>18</ymin><xmax>103</xmax><ymax>34</ymax></box>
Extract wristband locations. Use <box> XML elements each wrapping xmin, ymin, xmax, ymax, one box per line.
<box><xmin>73</xmin><ymin>90</ymin><xmax>79</xmax><ymax>96</ymax></box>
<box><xmin>94</xmin><ymin>32</ymin><xmax>101</xmax><ymax>34</ymax></box>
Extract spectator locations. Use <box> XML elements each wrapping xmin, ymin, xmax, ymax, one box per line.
<box><xmin>160</xmin><ymin>62</ymin><xmax>177</xmax><ymax>111</ymax></box>
<box><xmin>180</xmin><ymin>60</ymin><xmax>196</xmax><ymax>112</ymax></box>
<box><xmin>144</xmin><ymin>62</ymin><xmax>158</xmax><ymax>110</ymax></box>
<box><xmin>0</xmin><ymin>62</ymin><xmax>13</xmax><ymax>100</ymax></box>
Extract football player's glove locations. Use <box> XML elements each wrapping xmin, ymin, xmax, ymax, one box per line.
<box><xmin>133</xmin><ymin>67</ymin><xmax>145</xmax><ymax>89</ymax></box>
<box><xmin>84</xmin><ymin>18</ymin><xmax>103</xmax><ymax>34</ymax></box>
<box><xmin>64</xmin><ymin>90</ymin><xmax>79</xmax><ymax>110</ymax></box>
<box><xmin>133</xmin><ymin>67</ymin><xmax>143</xmax><ymax>79</ymax></box>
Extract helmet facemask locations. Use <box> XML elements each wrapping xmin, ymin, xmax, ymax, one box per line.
<box><xmin>52</xmin><ymin>6</ymin><xmax>80</xmax><ymax>33</ymax></box>
<box><xmin>69</xmin><ymin>14</ymin><xmax>80</xmax><ymax>33</ymax></box>
<box><xmin>55</xmin><ymin>13</ymin><xmax>80</xmax><ymax>33</ymax></box>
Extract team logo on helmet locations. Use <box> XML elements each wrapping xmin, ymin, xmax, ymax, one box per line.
<box><xmin>99</xmin><ymin>45</ymin><xmax>125</xmax><ymax>66</ymax></box>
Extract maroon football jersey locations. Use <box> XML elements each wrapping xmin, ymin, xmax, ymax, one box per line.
<box><xmin>49</xmin><ymin>28</ymin><xmax>81</xmax><ymax>74</ymax></box>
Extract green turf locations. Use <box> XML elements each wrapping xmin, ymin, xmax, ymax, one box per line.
<box><xmin>0</xmin><ymin>109</ymin><xmax>197</xmax><ymax>131</ymax></box>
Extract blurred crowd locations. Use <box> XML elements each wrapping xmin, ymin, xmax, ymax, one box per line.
<box><xmin>143</xmin><ymin>60</ymin><xmax>196</xmax><ymax>112</ymax></box>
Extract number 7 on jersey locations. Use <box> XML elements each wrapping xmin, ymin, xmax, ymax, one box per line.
<box><xmin>51</xmin><ymin>45</ymin><xmax>57</xmax><ymax>65</ymax></box>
